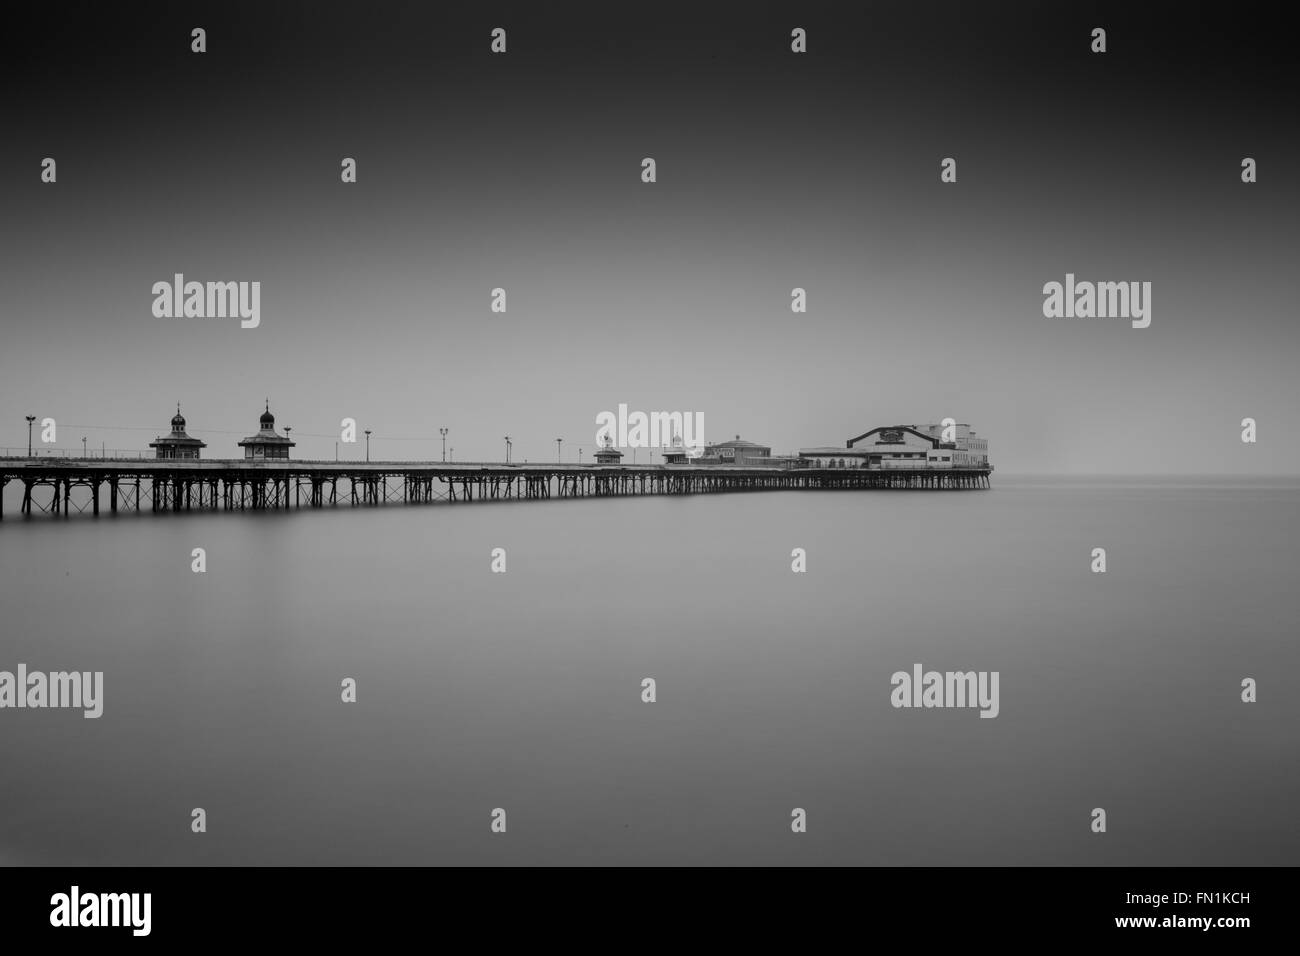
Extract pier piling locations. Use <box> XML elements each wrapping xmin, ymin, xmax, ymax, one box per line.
<box><xmin>0</xmin><ymin>460</ymin><xmax>991</xmax><ymax>519</ymax></box>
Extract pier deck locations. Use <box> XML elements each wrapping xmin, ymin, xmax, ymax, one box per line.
<box><xmin>0</xmin><ymin>459</ymin><xmax>992</xmax><ymax>517</ymax></box>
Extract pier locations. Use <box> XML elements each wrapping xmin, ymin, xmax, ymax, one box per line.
<box><xmin>0</xmin><ymin>459</ymin><xmax>991</xmax><ymax>518</ymax></box>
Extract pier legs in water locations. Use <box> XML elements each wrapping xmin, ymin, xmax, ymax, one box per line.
<box><xmin>0</xmin><ymin>468</ymin><xmax>991</xmax><ymax>517</ymax></box>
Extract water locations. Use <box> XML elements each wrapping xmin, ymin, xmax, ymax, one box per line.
<box><xmin>1</xmin><ymin>476</ymin><xmax>1297</xmax><ymax>865</ymax></box>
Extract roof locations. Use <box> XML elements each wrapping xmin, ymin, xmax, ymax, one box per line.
<box><xmin>846</xmin><ymin>426</ymin><xmax>940</xmax><ymax>449</ymax></box>
<box><xmin>150</xmin><ymin>435</ymin><xmax>206</xmax><ymax>447</ymax></box>
<box><xmin>238</xmin><ymin>434</ymin><xmax>294</xmax><ymax>446</ymax></box>
<box><xmin>798</xmin><ymin>446</ymin><xmax>924</xmax><ymax>456</ymax></box>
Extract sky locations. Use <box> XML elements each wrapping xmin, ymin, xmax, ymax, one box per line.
<box><xmin>1</xmin><ymin>0</ymin><xmax>1296</xmax><ymax>473</ymax></box>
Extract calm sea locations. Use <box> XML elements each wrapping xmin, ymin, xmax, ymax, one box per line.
<box><xmin>1</xmin><ymin>476</ymin><xmax>1296</xmax><ymax>865</ymax></box>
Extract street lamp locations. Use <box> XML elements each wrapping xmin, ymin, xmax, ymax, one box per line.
<box><xmin>504</xmin><ymin>436</ymin><xmax>511</xmax><ymax>463</ymax></box>
<box><xmin>365</xmin><ymin>429</ymin><xmax>372</xmax><ymax>462</ymax></box>
<box><xmin>578</xmin><ymin>447</ymin><xmax>583</xmax><ymax>464</ymax></box>
<box><xmin>25</xmin><ymin>415</ymin><xmax>35</xmax><ymax>457</ymax></box>
<box><xmin>440</xmin><ymin>427</ymin><xmax>448</xmax><ymax>463</ymax></box>
<box><xmin>556</xmin><ymin>438</ymin><xmax>562</xmax><ymax>463</ymax></box>
<box><xmin>82</xmin><ymin>437</ymin><xmax>87</xmax><ymax>458</ymax></box>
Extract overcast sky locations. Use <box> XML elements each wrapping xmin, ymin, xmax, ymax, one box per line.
<box><xmin>2</xmin><ymin>1</ymin><xmax>1296</xmax><ymax>473</ymax></box>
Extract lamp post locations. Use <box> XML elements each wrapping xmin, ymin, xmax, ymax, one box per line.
<box><xmin>365</xmin><ymin>429</ymin><xmax>372</xmax><ymax>462</ymax></box>
<box><xmin>81</xmin><ymin>437</ymin><xmax>87</xmax><ymax>458</ymax></box>
<box><xmin>504</xmin><ymin>436</ymin><xmax>511</xmax><ymax>463</ymax></box>
<box><xmin>440</xmin><ymin>427</ymin><xmax>448</xmax><ymax>462</ymax></box>
<box><xmin>26</xmin><ymin>415</ymin><xmax>35</xmax><ymax>456</ymax></box>
<box><xmin>556</xmin><ymin>438</ymin><xmax>562</xmax><ymax>463</ymax></box>
<box><xmin>578</xmin><ymin>447</ymin><xmax>583</xmax><ymax>464</ymax></box>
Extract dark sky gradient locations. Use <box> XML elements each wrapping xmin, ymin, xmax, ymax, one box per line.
<box><xmin>2</xmin><ymin>2</ymin><xmax>1297</xmax><ymax>472</ymax></box>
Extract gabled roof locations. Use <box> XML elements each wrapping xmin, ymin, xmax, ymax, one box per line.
<box><xmin>846</xmin><ymin>426</ymin><xmax>940</xmax><ymax>449</ymax></box>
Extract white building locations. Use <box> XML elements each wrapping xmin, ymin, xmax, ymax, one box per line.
<box><xmin>911</xmin><ymin>423</ymin><xmax>989</xmax><ymax>468</ymax></box>
<box><xmin>798</xmin><ymin>424</ymin><xmax>989</xmax><ymax>469</ymax></box>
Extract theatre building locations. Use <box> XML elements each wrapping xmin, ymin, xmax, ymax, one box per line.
<box><xmin>799</xmin><ymin>424</ymin><xmax>990</xmax><ymax>469</ymax></box>
<box><xmin>663</xmin><ymin>434</ymin><xmax>799</xmax><ymax>467</ymax></box>
<box><xmin>149</xmin><ymin>405</ymin><xmax>207</xmax><ymax>459</ymax></box>
<box><xmin>238</xmin><ymin>402</ymin><xmax>295</xmax><ymax>460</ymax></box>
<box><xmin>696</xmin><ymin>436</ymin><xmax>772</xmax><ymax>466</ymax></box>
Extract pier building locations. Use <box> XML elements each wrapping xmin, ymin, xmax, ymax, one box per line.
<box><xmin>148</xmin><ymin>405</ymin><xmax>207</xmax><ymax>460</ymax></box>
<box><xmin>695</xmin><ymin>436</ymin><xmax>773</xmax><ymax>466</ymax></box>
<box><xmin>593</xmin><ymin>437</ymin><xmax>624</xmax><ymax>464</ymax></box>
<box><xmin>799</xmin><ymin>424</ymin><xmax>990</xmax><ymax>469</ymax></box>
<box><xmin>238</xmin><ymin>402</ymin><xmax>295</xmax><ymax>460</ymax></box>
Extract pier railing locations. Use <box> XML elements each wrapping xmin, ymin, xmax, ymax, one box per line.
<box><xmin>0</xmin><ymin>448</ymin><xmax>154</xmax><ymax>460</ymax></box>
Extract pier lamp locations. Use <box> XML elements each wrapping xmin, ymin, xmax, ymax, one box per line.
<box><xmin>504</xmin><ymin>436</ymin><xmax>511</xmax><ymax>463</ymax></box>
<box><xmin>440</xmin><ymin>427</ymin><xmax>448</xmax><ymax>462</ymax></box>
<box><xmin>82</xmin><ymin>437</ymin><xmax>87</xmax><ymax>458</ymax></box>
<box><xmin>26</xmin><ymin>415</ymin><xmax>35</xmax><ymax>456</ymax></box>
<box><xmin>364</xmin><ymin>429</ymin><xmax>372</xmax><ymax>462</ymax></box>
<box><xmin>556</xmin><ymin>438</ymin><xmax>562</xmax><ymax>463</ymax></box>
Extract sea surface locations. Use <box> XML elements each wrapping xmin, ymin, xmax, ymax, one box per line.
<box><xmin>1</xmin><ymin>476</ymin><xmax>1296</xmax><ymax>865</ymax></box>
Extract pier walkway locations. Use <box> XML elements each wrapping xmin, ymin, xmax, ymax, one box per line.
<box><xmin>0</xmin><ymin>459</ymin><xmax>992</xmax><ymax>518</ymax></box>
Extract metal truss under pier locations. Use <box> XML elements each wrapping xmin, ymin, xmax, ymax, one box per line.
<box><xmin>0</xmin><ymin>460</ymin><xmax>992</xmax><ymax>518</ymax></box>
